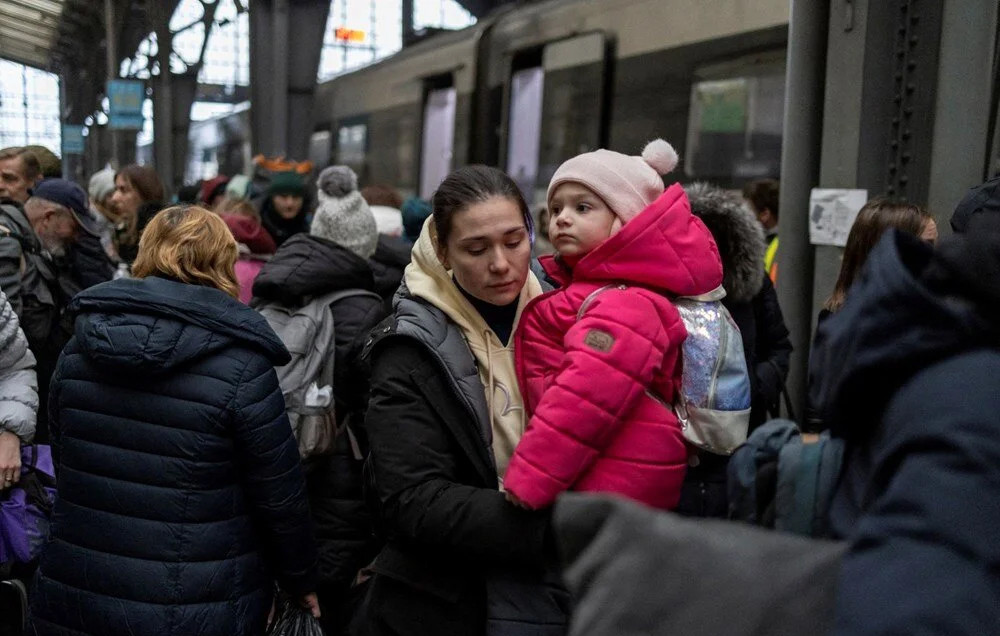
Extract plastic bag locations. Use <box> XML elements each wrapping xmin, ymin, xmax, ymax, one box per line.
<box><xmin>266</xmin><ymin>598</ymin><xmax>324</xmax><ymax>636</ymax></box>
<box><xmin>0</xmin><ymin>445</ymin><xmax>57</xmax><ymax>566</ymax></box>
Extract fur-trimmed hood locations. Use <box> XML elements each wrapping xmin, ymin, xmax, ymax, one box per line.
<box><xmin>684</xmin><ymin>182</ymin><xmax>765</xmax><ymax>304</ymax></box>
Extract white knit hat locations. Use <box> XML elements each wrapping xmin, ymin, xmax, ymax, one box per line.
<box><xmin>310</xmin><ymin>165</ymin><xmax>378</xmax><ymax>260</ymax></box>
<box><xmin>370</xmin><ymin>205</ymin><xmax>404</xmax><ymax>237</ymax></box>
<box><xmin>547</xmin><ymin>139</ymin><xmax>679</xmax><ymax>225</ymax></box>
<box><xmin>88</xmin><ymin>168</ymin><xmax>116</xmax><ymax>204</ymax></box>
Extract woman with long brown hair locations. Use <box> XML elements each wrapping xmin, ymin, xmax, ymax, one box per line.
<box><xmin>822</xmin><ymin>198</ymin><xmax>937</xmax><ymax>317</ymax></box>
<box><xmin>29</xmin><ymin>205</ymin><xmax>319</xmax><ymax>636</ymax></box>
<box><xmin>807</xmin><ymin>198</ymin><xmax>937</xmax><ymax>431</ymax></box>
<box><xmin>109</xmin><ymin>164</ymin><xmax>166</xmax><ymax>264</ymax></box>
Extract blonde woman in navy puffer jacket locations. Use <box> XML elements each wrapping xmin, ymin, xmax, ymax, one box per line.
<box><xmin>29</xmin><ymin>207</ymin><xmax>319</xmax><ymax>636</ymax></box>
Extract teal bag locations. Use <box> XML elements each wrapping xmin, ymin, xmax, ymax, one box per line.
<box><xmin>728</xmin><ymin>419</ymin><xmax>845</xmax><ymax>538</ymax></box>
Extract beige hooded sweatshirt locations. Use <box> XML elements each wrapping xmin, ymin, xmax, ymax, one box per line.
<box><xmin>404</xmin><ymin>219</ymin><xmax>543</xmax><ymax>483</ymax></box>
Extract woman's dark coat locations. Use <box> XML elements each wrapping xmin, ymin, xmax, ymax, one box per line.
<box><xmin>252</xmin><ymin>234</ymin><xmax>385</xmax><ymax>633</ymax></box>
<box><xmin>811</xmin><ymin>230</ymin><xmax>1000</xmax><ymax>635</ymax></box>
<box><xmin>29</xmin><ymin>276</ymin><xmax>317</xmax><ymax>636</ymax></box>
<box><xmin>679</xmin><ymin>183</ymin><xmax>793</xmax><ymax>518</ymax></box>
<box><xmin>356</xmin><ymin>287</ymin><xmax>554</xmax><ymax>636</ymax></box>
<box><xmin>368</xmin><ymin>235</ymin><xmax>411</xmax><ymax>314</ymax></box>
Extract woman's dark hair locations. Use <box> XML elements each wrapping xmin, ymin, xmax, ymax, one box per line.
<box><xmin>743</xmin><ymin>178</ymin><xmax>780</xmax><ymax>218</ymax></box>
<box><xmin>361</xmin><ymin>184</ymin><xmax>404</xmax><ymax>209</ymax></box>
<box><xmin>116</xmin><ymin>164</ymin><xmax>166</xmax><ymax>204</ymax></box>
<box><xmin>824</xmin><ymin>197</ymin><xmax>933</xmax><ymax>313</ymax></box>
<box><xmin>432</xmin><ymin>165</ymin><xmax>532</xmax><ymax>246</ymax></box>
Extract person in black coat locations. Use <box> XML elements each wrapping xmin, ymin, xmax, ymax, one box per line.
<box><xmin>678</xmin><ymin>183</ymin><xmax>792</xmax><ymax>517</ymax></box>
<box><xmin>812</xmin><ymin>211</ymin><xmax>1000</xmax><ymax>635</ymax></box>
<box><xmin>356</xmin><ymin>166</ymin><xmax>562</xmax><ymax>636</ymax></box>
<box><xmin>368</xmin><ymin>234</ymin><xmax>411</xmax><ymax>314</ymax></box>
<box><xmin>253</xmin><ymin>166</ymin><xmax>385</xmax><ymax>635</ymax></box>
<box><xmin>260</xmin><ymin>171</ymin><xmax>312</xmax><ymax>247</ymax></box>
<box><xmin>29</xmin><ymin>206</ymin><xmax>319</xmax><ymax>636</ymax></box>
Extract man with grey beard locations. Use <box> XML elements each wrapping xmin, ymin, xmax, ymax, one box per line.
<box><xmin>0</xmin><ymin>178</ymin><xmax>97</xmax><ymax>442</ymax></box>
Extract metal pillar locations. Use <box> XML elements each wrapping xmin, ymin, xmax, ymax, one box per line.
<box><xmin>104</xmin><ymin>0</ymin><xmax>119</xmax><ymax>168</ymax></box>
<box><xmin>926</xmin><ymin>0</ymin><xmax>998</xmax><ymax>228</ymax></box>
<box><xmin>153</xmin><ymin>3</ymin><xmax>174</xmax><ymax>195</ymax></box>
<box><xmin>249</xmin><ymin>0</ymin><xmax>331</xmax><ymax>160</ymax></box>
<box><xmin>60</xmin><ymin>72</ymin><xmax>90</xmax><ymax>184</ymax></box>
<box><xmin>776</xmin><ymin>0</ymin><xmax>829</xmax><ymax>417</ymax></box>
<box><xmin>272</xmin><ymin>0</ymin><xmax>290</xmax><ymax>155</ymax></box>
<box><xmin>402</xmin><ymin>0</ymin><xmax>414</xmax><ymax>45</ymax></box>
<box><xmin>813</xmin><ymin>1</ymin><xmax>948</xmax><ymax>320</ymax></box>
<box><xmin>172</xmin><ymin>72</ymin><xmax>198</xmax><ymax>186</ymax></box>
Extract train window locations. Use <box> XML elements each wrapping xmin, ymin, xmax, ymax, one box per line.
<box><xmin>419</xmin><ymin>86</ymin><xmax>457</xmax><ymax>199</ymax></box>
<box><xmin>309</xmin><ymin>131</ymin><xmax>333</xmax><ymax>170</ymax></box>
<box><xmin>337</xmin><ymin>124</ymin><xmax>367</xmax><ymax>169</ymax></box>
<box><xmin>684</xmin><ymin>54</ymin><xmax>786</xmax><ymax>185</ymax></box>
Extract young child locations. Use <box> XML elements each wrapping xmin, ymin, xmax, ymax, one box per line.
<box><xmin>503</xmin><ymin>139</ymin><xmax>724</xmax><ymax>510</ymax></box>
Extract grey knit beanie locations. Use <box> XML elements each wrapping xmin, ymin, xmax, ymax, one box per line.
<box><xmin>310</xmin><ymin>165</ymin><xmax>378</xmax><ymax>260</ymax></box>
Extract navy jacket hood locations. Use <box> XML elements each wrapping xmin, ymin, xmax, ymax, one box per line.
<box><xmin>950</xmin><ymin>174</ymin><xmax>1000</xmax><ymax>233</ymax></box>
<box><xmin>70</xmin><ymin>276</ymin><xmax>290</xmax><ymax>373</ymax></box>
<box><xmin>810</xmin><ymin>230</ymin><xmax>996</xmax><ymax>441</ymax></box>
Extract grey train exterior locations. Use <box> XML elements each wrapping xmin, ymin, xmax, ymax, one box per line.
<box><xmin>313</xmin><ymin>0</ymin><xmax>790</xmax><ymax>202</ymax></box>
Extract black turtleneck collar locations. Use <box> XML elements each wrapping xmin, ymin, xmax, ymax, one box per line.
<box><xmin>454</xmin><ymin>277</ymin><xmax>518</xmax><ymax>346</ymax></box>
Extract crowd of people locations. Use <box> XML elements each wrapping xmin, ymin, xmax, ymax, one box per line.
<box><xmin>0</xmin><ymin>135</ymin><xmax>996</xmax><ymax>636</ymax></box>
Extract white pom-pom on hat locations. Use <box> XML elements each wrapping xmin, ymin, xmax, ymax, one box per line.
<box><xmin>641</xmin><ymin>139</ymin><xmax>678</xmax><ymax>175</ymax></box>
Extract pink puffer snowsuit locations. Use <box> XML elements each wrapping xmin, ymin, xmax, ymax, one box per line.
<box><xmin>504</xmin><ymin>184</ymin><xmax>723</xmax><ymax>510</ymax></box>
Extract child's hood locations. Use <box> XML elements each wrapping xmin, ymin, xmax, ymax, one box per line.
<box><xmin>543</xmin><ymin>183</ymin><xmax>723</xmax><ymax>296</ymax></box>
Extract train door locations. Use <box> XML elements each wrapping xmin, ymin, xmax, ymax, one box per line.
<box><xmin>336</xmin><ymin>117</ymin><xmax>368</xmax><ymax>179</ymax></box>
<box><xmin>419</xmin><ymin>76</ymin><xmax>457</xmax><ymax>199</ymax></box>
<box><xmin>504</xmin><ymin>33</ymin><xmax>607</xmax><ymax>204</ymax></box>
<box><xmin>506</xmin><ymin>50</ymin><xmax>545</xmax><ymax>204</ymax></box>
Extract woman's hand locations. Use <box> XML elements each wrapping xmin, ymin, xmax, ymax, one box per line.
<box><xmin>0</xmin><ymin>431</ymin><xmax>21</xmax><ymax>490</ymax></box>
<box><xmin>506</xmin><ymin>490</ymin><xmax>533</xmax><ymax>510</ymax></box>
<box><xmin>299</xmin><ymin>592</ymin><xmax>321</xmax><ymax>619</ymax></box>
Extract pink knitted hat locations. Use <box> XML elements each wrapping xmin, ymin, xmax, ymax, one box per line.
<box><xmin>547</xmin><ymin>139</ymin><xmax>679</xmax><ymax>226</ymax></box>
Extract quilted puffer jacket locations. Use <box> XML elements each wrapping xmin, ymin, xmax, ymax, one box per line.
<box><xmin>504</xmin><ymin>185</ymin><xmax>723</xmax><ymax>510</ymax></box>
<box><xmin>0</xmin><ymin>287</ymin><xmax>37</xmax><ymax>441</ymax></box>
<box><xmin>29</xmin><ymin>276</ymin><xmax>317</xmax><ymax>636</ymax></box>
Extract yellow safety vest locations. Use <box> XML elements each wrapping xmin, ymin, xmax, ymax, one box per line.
<box><xmin>764</xmin><ymin>235</ymin><xmax>779</xmax><ymax>284</ymax></box>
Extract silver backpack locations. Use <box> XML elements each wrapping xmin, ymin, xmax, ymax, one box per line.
<box><xmin>577</xmin><ymin>284</ymin><xmax>752</xmax><ymax>455</ymax></box>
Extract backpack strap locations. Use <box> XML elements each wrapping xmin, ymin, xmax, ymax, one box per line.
<box><xmin>0</xmin><ymin>210</ymin><xmax>38</xmax><ymax>256</ymax></box>
<box><xmin>678</xmin><ymin>285</ymin><xmax>727</xmax><ymax>302</ymax></box>
<box><xmin>306</xmin><ymin>288</ymin><xmax>382</xmax><ymax>391</ymax></box>
<box><xmin>0</xmin><ymin>220</ymin><xmax>31</xmax><ymax>276</ymax></box>
<box><xmin>306</xmin><ymin>289</ymin><xmax>381</xmax><ymax>462</ymax></box>
<box><xmin>576</xmin><ymin>284</ymin><xmax>627</xmax><ymax>321</ymax></box>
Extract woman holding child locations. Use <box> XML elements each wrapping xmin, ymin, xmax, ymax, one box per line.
<box><xmin>360</xmin><ymin>141</ymin><xmax>722</xmax><ymax>635</ymax></box>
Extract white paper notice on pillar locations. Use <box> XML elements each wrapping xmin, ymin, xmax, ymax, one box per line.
<box><xmin>808</xmin><ymin>189</ymin><xmax>868</xmax><ymax>247</ymax></box>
